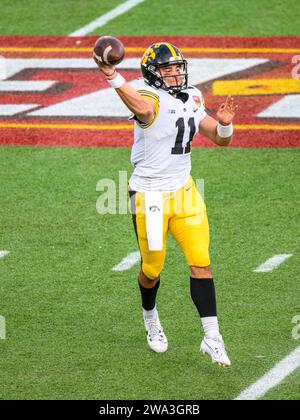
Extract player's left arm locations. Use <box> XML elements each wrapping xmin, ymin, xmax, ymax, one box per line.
<box><xmin>199</xmin><ymin>96</ymin><xmax>238</xmax><ymax>146</ymax></box>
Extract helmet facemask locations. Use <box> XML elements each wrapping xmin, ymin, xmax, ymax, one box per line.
<box><xmin>156</xmin><ymin>61</ymin><xmax>188</xmax><ymax>94</ymax></box>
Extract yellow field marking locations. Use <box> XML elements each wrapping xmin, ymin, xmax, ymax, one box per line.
<box><xmin>213</xmin><ymin>79</ymin><xmax>300</xmax><ymax>96</ymax></box>
<box><xmin>0</xmin><ymin>122</ymin><xmax>299</xmax><ymax>131</ymax></box>
<box><xmin>0</xmin><ymin>47</ymin><xmax>299</xmax><ymax>54</ymax></box>
<box><xmin>235</xmin><ymin>124</ymin><xmax>300</xmax><ymax>130</ymax></box>
<box><xmin>0</xmin><ymin>123</ymin><xmax>133</xmax><ymax>130</ymax></box>
<box><xmin>0</xmin><ymin>47</ymin><xmax>91</xmax><ymax>53</ymax></box>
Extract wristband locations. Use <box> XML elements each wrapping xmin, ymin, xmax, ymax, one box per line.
<box><xmin>217</xmin><ymin>122</ymin><xmax>233</xmax><ymax>138</ymax></box>
<box><xmin>105</xmin><ymin>69</ymin><xmax>117</xmax><ymax>79</ymax></box>
<box><xmin>106</xmin><ymin>72</ymin><xmax>125</xmax><ymax>89</ymax></box>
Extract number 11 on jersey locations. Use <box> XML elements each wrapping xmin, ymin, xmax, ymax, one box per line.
<box><xmin>171</xmin><ymin>117</ymin><xmax>196</xmax><ymax>155</ymax></box>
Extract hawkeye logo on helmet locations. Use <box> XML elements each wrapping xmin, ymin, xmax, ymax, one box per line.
<box><xmin>142</xmin><ymin>47</ymin><xmax>156</xmax><ymax>65</ymax></box>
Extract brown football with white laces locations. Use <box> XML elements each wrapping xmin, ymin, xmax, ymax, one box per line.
<box><xmin>93</xmin><ymin>36</ymin><xmax>125</xmax><ymax>66</ymax></box>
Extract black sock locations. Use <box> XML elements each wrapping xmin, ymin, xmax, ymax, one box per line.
<box><xmin>138</xmin><ymin>279</ymin><xmax>160</xmax><ymax>311</ymax></box>
<box><xmin>190</xmin><ymin>277</ymin><xmax>217</xmax><ymax>318</ymax></box>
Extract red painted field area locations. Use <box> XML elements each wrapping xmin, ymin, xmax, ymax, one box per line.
<box><xmin>0</xmin><ymin>36</ymin><xmax>299</xmax><ymax>147</ymax></box>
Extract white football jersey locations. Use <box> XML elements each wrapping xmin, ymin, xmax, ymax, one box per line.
<box><xmin>129</xmin><ymin>79</ymin><xmax>207</xmax><ymax>193</ymax></box>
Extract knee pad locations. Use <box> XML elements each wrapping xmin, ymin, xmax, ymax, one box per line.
<box><xmin>142</xmin><ymin>262</ymin><xmax>162</xmax><ymax>281</ymax></box>
<box><xmin>186</xmin><ymin>247</ymin><xmax>210</xmax><ymax>268</ymax></box>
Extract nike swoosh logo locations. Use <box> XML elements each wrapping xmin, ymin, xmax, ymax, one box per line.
<box><xmin>185</xmin><ymin>186</ymin><xmax>192</xmax><ymax>191</ymax></box>
<box><xmin>205</xmin><ymin>341</ymin><xmax>222</xmax><ymax>359</ymax></box>
<box><xmin>193</xmin><ymin>108</ymin><xmax>198</xmax><ymax>113</ymax></box>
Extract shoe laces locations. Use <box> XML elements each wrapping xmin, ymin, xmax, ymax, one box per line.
<box><xmin>146</xmin><ymin>318</ymin><xmax>164</xmax><ymax>341</ymax></box>
<box><xmin>207</xmin><ymin>336</ymin><xmax>225</xmax><ymax>353</ymax></box>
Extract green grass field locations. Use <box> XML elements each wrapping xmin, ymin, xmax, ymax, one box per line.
<box><xmin>0</xmin><ymin>0</ymin><xmax>299</xmax><ymax>400</ymax></box>
<box><xmin>0</xmin><ymin>0</ymin><xmax>300</xmax><ymax>36</ymax></box>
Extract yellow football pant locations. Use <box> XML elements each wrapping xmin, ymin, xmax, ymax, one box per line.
<box><xmin>129</xmin><ymin>177</ymin><xmax>210</xmax><ymax>280</ymax></box>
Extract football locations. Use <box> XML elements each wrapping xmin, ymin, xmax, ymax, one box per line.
<box><xmin>93</xmin><ymin>36</ymin><xmax>125</xmax><ymax>66</ymax></box>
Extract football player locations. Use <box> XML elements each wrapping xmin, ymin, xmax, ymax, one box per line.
<box><xmin>94</xmin><ymin>42</ymin><xmax>237</xmax><ymax>367</ymax></box>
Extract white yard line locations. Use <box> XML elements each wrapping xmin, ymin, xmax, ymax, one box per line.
<box><xmin>253</xmin><ymin>254</ymin><xmax>293</xmax><ymax>273</ymax></box>
<box><xmin>112</xmin><ymin>251</ymin><xmax>141</xmax><ymax>272</ymax></box>
<box><xmin>235</xmin><ymin>345</ymin><xmax>300</xmax><ymax>400</ymax></box>
<box><xmin>0</xmin><ymin>251</ymin><xmax>9</xmax><ymax>260</ymax></box>
<box><xmin>69</xmin><ymin>0</ymin><xmax>146</xmax><ymax>37</ymax></box>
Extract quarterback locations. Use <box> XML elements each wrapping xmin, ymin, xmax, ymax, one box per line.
<box><xmin>94</xmin><ymin>42</ymin><xmax>237</xmax><ymax>367</ymax></box>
